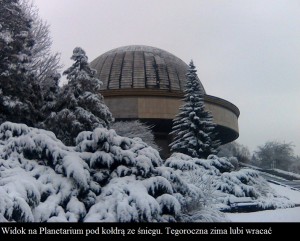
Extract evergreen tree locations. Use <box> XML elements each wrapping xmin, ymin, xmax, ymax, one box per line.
<box><xmin>0</xmin><ymin>0</ymin><xmax>42</xmax><ymax>126</ymax></box>
<box><xmin>169</xmin><ymin>60</ymin><xmax>220</xmax><ymax>158</ymax></box>
<box><xmin>40</xmin><ymin>72</ymin><xmax>60</xmax><ymax>116</ymax></box>
<box><xmin>43</xmin><ymin>47</ymin><xmax>113</xmax><ymax>145</ymax></box>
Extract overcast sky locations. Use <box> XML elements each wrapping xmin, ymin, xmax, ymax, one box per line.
<box><xmin>33</xmin><ymin>0</ymin><xmax>300</xmax><ymax>156</ymax></box>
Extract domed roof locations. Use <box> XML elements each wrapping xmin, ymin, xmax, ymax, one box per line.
<box><xmin>90</xmin><ymin>45</ymin><xmax>206</xmax><ymax>93</ymax></box>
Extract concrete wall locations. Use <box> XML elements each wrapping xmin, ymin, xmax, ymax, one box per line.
<box><xmin>103</xmin><ymin>93</ymin><xmax>239</xmax><ymax>138</ymax></box>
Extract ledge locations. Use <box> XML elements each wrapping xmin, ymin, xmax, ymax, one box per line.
<box><xmin>101</xmin><ymin>89</ymin><xmax>240</xmax><ymax>118</ymax></box>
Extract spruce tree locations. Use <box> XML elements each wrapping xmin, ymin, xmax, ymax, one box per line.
<box><xmin>40</xmin><ymin>72</ymin><xmax>60</xmax><ymax>116</ymax></box>
<box><xmin>43</xmin><ymin>47</ymin><xmax>113</xmax><ymax>145</ymax></box>
<box><xmin>0</xmin><ymin>0</ymin><xmax>42</xmax><ymax>126</ymax></box>
<box><xmin>169</xmin><ymin>60</ymin><xmax>220</xmax><ymax>158</ymax></box>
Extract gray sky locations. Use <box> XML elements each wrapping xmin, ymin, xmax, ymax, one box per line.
<box><xmin>33</xmin><ymin>0</ymin><xmax>300</xmax><ymax>156</ymax></box>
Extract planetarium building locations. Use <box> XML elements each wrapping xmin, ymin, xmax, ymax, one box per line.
<box><xmin>90</xmin><ymin>45</ymin><xmax>239</xmax><ymax>156</ymax></box>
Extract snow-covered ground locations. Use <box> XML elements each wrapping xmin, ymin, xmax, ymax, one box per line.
<box><xmin>227</xmin><ymin>183</ymin><xmax>300</xmax><ymax>222</ymax></box>
<box><xmin>272</xmin><ymin>169</ymin><xmax>300</xmax><ymax>179</ymax></box>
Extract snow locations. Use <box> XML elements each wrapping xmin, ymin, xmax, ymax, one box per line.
<box><xmin>227</xmin><ymin>207</ymin><xmax>300</xmax><ymax>222</ymax></box>
<box><xmin>2</xmin><ymin>122</ymin><xmax>222</xmax><ymax>222</ymax></box>
<box><xmin>84</xmin><ymin>176</ymin><xmax>161</xmax><ymax>222</ymax></box>
<box><xmin>268</xmin><ymin>183</ymin><xmax>300</xmax><ymax>204</ymax></box>
<box><xmin>61</xmin><ymin>153</ymin><xmax>90</xmax><ymax>191</ymax></box>
<box><xmin>142</xmin><ymin>176</ymin><xmax>173</xmax><ymax>197</ymax></box>
<box><xmin>156</xmin><ymin>194</ymin><xmax>181</xmax><ymax>216</ymax></box>
<box><xmin>227</xmin><ymin>183</ymin><xmax>300</xmax><ymax>222</ymax></box>
<box><xmin>272</xmin><ymin>168</ymin><xmax>300</xmax><ymax>180</ymax></box>
<box><xmin>66</xmin><ymin>196</ymin><xmax>86</xmax><ymax>221</ymax></box>
<box><xmin>166</xmin><ymin>153</ymin><xmax>295</xmax><ymax>211</ymax></box>
<box><xmin>0</xmin><ymin>30</ymin><xmax>13</xmax><ymax>44</ymax></box>
<box><xmin>1</xmin><ymin>121</ymin><xmax>298</xmax><ymax>223</ymax></box>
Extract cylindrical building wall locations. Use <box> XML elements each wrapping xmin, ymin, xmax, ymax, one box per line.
<box><xmin>90</xmin><ymin>45</ymin><xmax>240</xmax><ymax>156</ymax></box>
<box><xmin>101</xmin><ymin>89</ymin><xmax>239</xmax><ymax>144</ymax></box>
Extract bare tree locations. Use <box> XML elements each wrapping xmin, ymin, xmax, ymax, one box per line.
<box><xmin>21</xmin><ymin>0</ymin><xmax>62</xmax><ymax>85</ymax></box>
<box><xmin>20</xmin><ymin>0</ymin><xmax>62</xmax><ymax>123</ymax></box>
<box><xmin>111</xmin><ymin>120</ymin><xmax>159</xmax><ymax>150</ymax></box>
<box><xmin>289</xmin><ymin>156</ymin><xmax>300</xmax><ymax>174</ymax></box>
<box><xmin>253</xmin><ymin>141</ymin><xmax>295</xmax><ymax>170</ymax></box>
<box><xmin>218</xmin><ymin>141</ymin><xmax>251</xmax><ymax>164</ymax></box>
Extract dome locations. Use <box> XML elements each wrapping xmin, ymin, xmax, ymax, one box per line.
<box><xmin>89</xmin><ymin>45</ymin><xmax>239</xmax><ymax>158</ymax></box>
<box><xmin>90</xmin><ymin>45</ymin><xmax>206</xmax><ymax>93</ymax></box>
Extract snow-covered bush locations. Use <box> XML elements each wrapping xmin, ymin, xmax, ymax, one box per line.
<box><xmin>166</xmin><ymin>153</ymin><xmax>295</xmax><ymax>213</ymax></box>
<box><xmin>228</xmin><ymin>157</ymin><xmax>239</xmax><ymax>170</ymax></box>
<box><xmin>0</xmin><ymin>122</ymin><xmax>228</xmax><ymax>222</ymax></box>
<box><xmin>0</xmin><ymin>122</ymin><xmax>294</xmax><ymax>222</ymax></box>
<box><xmin>164</xmin><ymin>153</ymin><xmax>229</xmax><ymax>221</ymax></box>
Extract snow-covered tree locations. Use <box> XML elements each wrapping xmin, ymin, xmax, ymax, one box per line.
<box><xmin>111</xmin><ymin>120</ymin><xmax>159</xmax><ymax>150</ymax></box>
<box><xmin>0</xmin><ymin>0</ymin><xmax>42</xmax><ymax>126</ymax></box>
<box><xmin>42</xmin><ymin>47</ymin><xmax>113</xmax><ymax>146</ymax></box>
<box><xmin>169</xmin><ymin>60</ymin><xmax>220</xmax><ymax>158</ymax></box>
<box><xmin>39</xmin><ymin>72</ymin><xmax>60</xmax><ymax>115</ymax></box>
